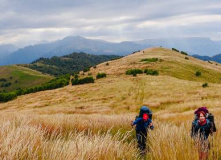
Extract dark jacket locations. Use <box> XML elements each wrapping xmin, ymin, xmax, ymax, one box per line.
<box><xmin>191</xmin><ymin>119</ymin><xmax>212</xmax><ymax>140</ymax></box>
<box><xmin>133</xmin><ymin>117</ymin><xmax>153</xmax><ymax>131</ymax></box>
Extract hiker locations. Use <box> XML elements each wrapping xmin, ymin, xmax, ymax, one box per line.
<box><xmin>131</xmin><ymin>106</ymin><xmax>154</xmax><ymax>153</ymax></box>
<box><xmin>191</xmin><ymin>107</ymin><xmax>216</xmax><ymax>160</ymax></box>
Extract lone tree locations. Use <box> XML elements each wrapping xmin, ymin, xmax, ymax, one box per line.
<box><xmin>195</xmin><ymin>71</ymin><xmax>201</xmax><ymax>77</ymax></box>
<box><xmin>202</xmin><ymin>83</ymin><xmax>208</xmax><ymax>88</ymax></box>
<box><xmin>96</xmin><ymin>73</ymin><xmax>107</xmax><ymax>79</ymax></box>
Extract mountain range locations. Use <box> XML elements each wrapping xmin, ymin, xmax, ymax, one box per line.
<box><xmin>134</xmin><ymin>37</ymin><xmax>221</xmax><ymax>56</ymax></box>
<box><xmin>192</xmin><ymin>54</ymin><xmax>221</xmax><ymax>63</ymax></box>
<box><xmin>0</xmin><ymin>36</ymin><xmax>150</xmax><ymax>66</ymax></box>
<box><xmin>1</xmin><ymin>36</ymin><xmax>221</xmax><ymax>66</ymax></box>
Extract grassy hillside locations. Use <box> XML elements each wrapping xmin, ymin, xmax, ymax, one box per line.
<box><xmin>0</xmin><ymin>47</ymin><xmax>221</xmax><ymax>159</ymax></box>
<box><xmin>85</xmin><ymin>47</ymin><xmax>221</xmax><ymax>83</ymax></box>
<box><xmin>0</xmin><ymin>65</ymin><xmax>53</xmax><ymax>92</ymax></box>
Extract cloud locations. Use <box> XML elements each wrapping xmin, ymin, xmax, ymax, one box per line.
<box><xmin>1</xmin><ymin>0</ymin><xmax>221</xmax><ymax>46</ymax></box>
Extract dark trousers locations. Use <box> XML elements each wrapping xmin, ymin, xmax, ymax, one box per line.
<box><xmin>136</xmin><ymin>130</ymin><xmax>147</xmax><ymax>151</ymax></box>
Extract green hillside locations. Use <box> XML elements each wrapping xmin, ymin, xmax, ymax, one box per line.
<box><xmin>0</xmin><ymin>65</ymin><xmax>53</xmax><ymax>92</ymax></box>
<box><xmin>23</xmin><ymin>52</ymin><xmax>122</xmax><ymax>76</ymax></box>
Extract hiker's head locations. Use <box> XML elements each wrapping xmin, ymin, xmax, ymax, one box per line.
<box><xmin>140</xmin><ymin>106</ymin><xmax>148</xmax><ymax>111</ymax></box>
<box><xmin>198</xmin><ymin>111</ymin><xmax>206</xmax><ymax>122</ymax></box>
<box><xmin>139</xmin><ymin>106</ymin><xmax>149</xmax><ymax>116</ymax></box>
<box><xmin>194</xmin><ymin>107</ymin><xmax>209</xmax><ymax>114</ymax></box>
<box><xmin>139</xmin><ymin>106</ymin><xmax>152</xmax><ymax>119</ymax></box>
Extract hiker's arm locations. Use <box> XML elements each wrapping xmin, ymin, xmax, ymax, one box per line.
<box><xmin>148</xmin><ymin>119</ymin><xmax>154</xmax><ymax>130</ymax></box>
<box><xmin>191</xmin><ymin>121</ymin><xmax>198</xmax><ymax>138</ymax></box>
<box><xmin>207</xmin><ymin>121</ymin><xmax>213</xmax><ymax>134</ymax></box>
<box><xmin>131</xmin><ymin>117</ymin><xmax>142</xmax><ymax>126</ymax></box>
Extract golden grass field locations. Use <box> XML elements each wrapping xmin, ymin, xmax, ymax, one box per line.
<box><xmin>0</xmin><ymin>47</ymin><xmax>221</xmax><ymax>159</ymax></box>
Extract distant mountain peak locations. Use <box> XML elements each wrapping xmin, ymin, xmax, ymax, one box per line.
<box><xmin>193</xmin><ymin>53</ymin><xmax>221</xmax><ymax>63</ymax></box>
<box><xmin>62</xmin><ymin>36</ymin><xmax>86</xmax><ymax>40</ymax></box>
<box><xmin>0</xmin><ymin>36</ymin><xmax>150</xmax><ymax>66</ymax></box>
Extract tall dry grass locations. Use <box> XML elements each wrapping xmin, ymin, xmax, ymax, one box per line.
<box><xmin>148</xmin><ymin>114</ymin><xmax>221</xmax><ymax>160</ymax></box>
<box><xmin>0</xmin><ymin>112</ymin><xmax>220</xmax><ymax>159</ymax></box>
<box><xmin>0</xmin><ymin>113</ymin><xmax>139</xmax><ymax>160</ymax></box>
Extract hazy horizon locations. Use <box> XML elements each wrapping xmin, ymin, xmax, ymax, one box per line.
<box><xmin>1</xmin><ymin>35</ymin><xmax>220</xmax><ymax>49</ymax></box>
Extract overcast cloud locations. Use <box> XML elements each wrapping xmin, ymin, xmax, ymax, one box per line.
<box><xmin>1</xmin><ymin>0</ymin><xmax>221</xmax><ymax>47</ymax></box>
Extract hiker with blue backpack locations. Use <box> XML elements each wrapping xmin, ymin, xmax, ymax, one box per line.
<box><xmin>191</xmin><ymin>107</ymin><xmax>216</xmax><ymax>160</ymax></box>
<box><xmin>131</xmin><ymin>106</ymin><xmax>154</xmax><ymax>153</ymax></box>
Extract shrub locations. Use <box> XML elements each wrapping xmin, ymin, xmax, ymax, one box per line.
<box><xmin>202</xmin><ymin>83</ymin><xmax>208</xmax><ymax>88</ymax></box>
<box><xmin>140</xmin><ymin>58</ymin><xmax>158</xmax><ymax>63</ymax></box>
<box><xmin>172</xmin><ymin>48</ymin><xmax>179</xmax><ymax>52</ymax></box>
<box><xmin>126</xmin><ymin>69</ymin><xmax>143</xmax><ymax>75</ymax></box>
<box><xmin>110</xmin><ymin>56</ymin><xmax>123</xmax><ymax>61</ymax></box>
<box><xmin>195</xmin><ymin>71</ymin><xmax>201</xmax><ymax>77</ymax></box>
<box><xmin>96</xmin><ymin>73</ymin><xmax>107</xmax><ymax>79</ymax></box>
<box><xmin>0</xmin><ymin>91</ymin><xmax>17</xmax><ymax>102</ymax></box>
<box><xmin>1</xmin><ymin>82</ymin><xmax>12</xmax><ymax>87</ymax></box>
<box><xmin>16</xmin><ymin>88</ymin><xmax>24</xmax><ymax>95</ymax></box>
<box><xmin>144</xmin><ymin>69</ymin><xmax>159</xmax><ymax>76</ymax></box>
<box><xmin>74</xmin><ymin>74</ymin><xmax>79</xmax><ymax>79</ymax></box>
<box><xmin>0</xmin><ymin>78</ymin><xmax>7</xmax><ymax>82</ymax></box>
<box><xmin>88</xmin><ymin>73</ymin><xmax>92</xmax><ymax>76</ymax></box>
<box><xmin>185</xmin><ymin>57</ymin><xmax>189</xmax><ymax>60</ymax></box>
<box><xmin>106</xmin><ymin>63</ymin><xmax>109</xmax><ymax>66</ymax></box>
<box><xmin>72</xmin><ymin>77</ymin><xmax>94</xmax><ymax>85</ymax></box>
<box><xmin>83</xmin><ymin>67</ymin><xmax>90</xmax><ymax>72</ymax></box>
<box><xmin>181</xmin><ymin>51</ymin><xmax>188</xmax><ymax>55</ymax></box>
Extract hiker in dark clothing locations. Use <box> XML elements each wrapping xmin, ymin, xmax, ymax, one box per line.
<box><xmin>192</xmin><ymin>111</ymin><xmax>212</xmax><ymax>160</ymax></box>
<box><xmin>131</xmin><ymin>106</ymin><xmax>154</xmax><ymax>153</ymax></box>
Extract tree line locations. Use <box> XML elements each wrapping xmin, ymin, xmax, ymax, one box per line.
<box><xmin>0</xmin><ymin>74</ymin><xmax>70</xmax><ymax>102</ymax></box>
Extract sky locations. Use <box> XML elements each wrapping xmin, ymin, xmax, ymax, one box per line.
<box><xmin>1</xmin><ymin>0</ymin><xmax>221</xmax><ymax>47</ymax></box>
